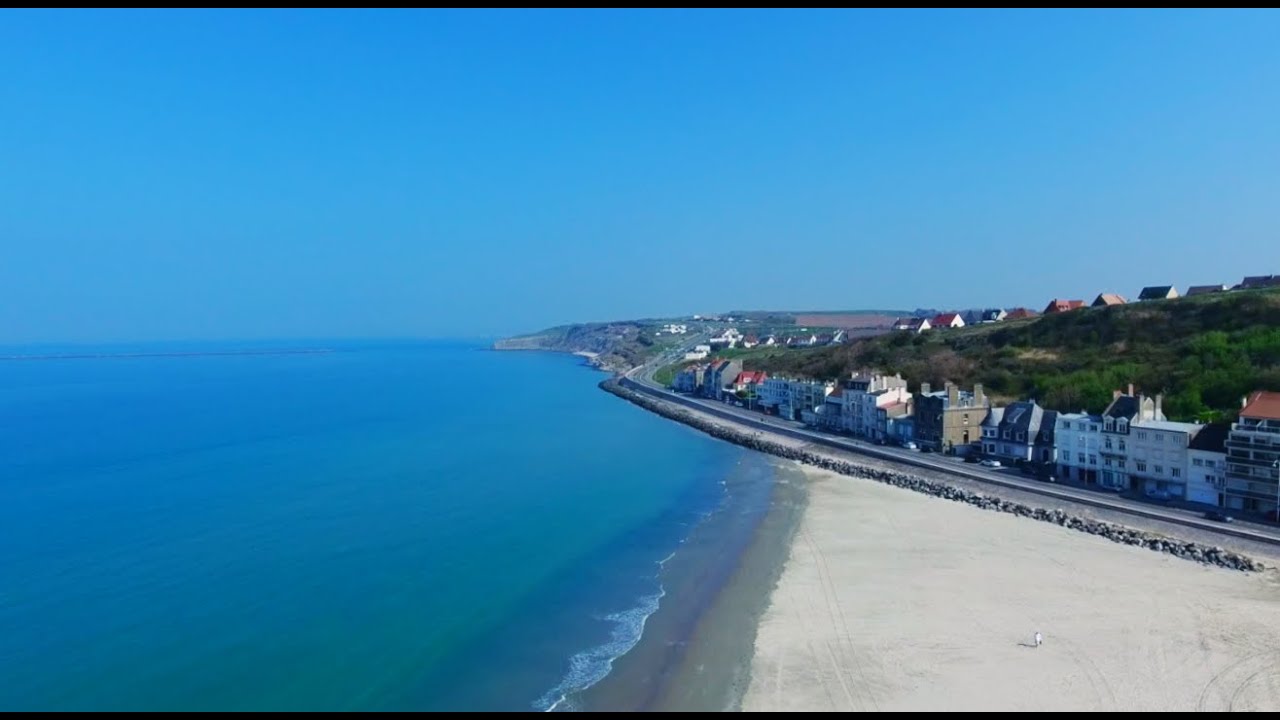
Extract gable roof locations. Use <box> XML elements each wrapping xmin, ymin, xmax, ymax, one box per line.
<box><xmin>981</xmin><ymin>308</ymin><xmax>1006</xmax><ymax>321</ymax></box>
<box><xmin>1238</xmin><ymin>275</ymin><xmax>1280</xmax><ymax>289</ymax></box>
<box><xmin>1103</xmin><ymin>394</ymin><xmax>1140</xmax><ymax>420</ymax></box>
<box><xmin>1043</xmin><ymin>299</ymin><xmax>1084</xmax><ymax>313</ymax></box>
<box><xmin>1186</xmin><ymin>284</ymin><xmax>1227</xmax><ymax>296</ymax></box>
<box><xmin>1092</xmin><ymin>293</ymin><xmax>1127</xmax><ymax>307</ymax></box>
<box><xmin>1189</xmin><ymin>421</ymin><xmax>1231</xmax><ymax>452</ymax></box>
<box><xmin>1241</xmin><ymin>391</ymin><xmax>1280</xmax><ymax>421</ymax></box>
<box><xmin>1138</xmin><ymin>285</ymin><xmax>1176</xmax><ymax>300</ymax></box>
<box><xmin>933</xmin><ymin>312</ymin><xmax>961</xmax><ymax>326</ymax></box>
<box><xmin>1005</xmin><ymin>307</ymin><xmax>1039</xmax><ymax>320</ymax></box>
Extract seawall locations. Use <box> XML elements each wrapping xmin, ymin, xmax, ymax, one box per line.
<box><xmin>599</xmin><ymin>377</ymin><xmax>1264</xmax><ymax>573</ymax></box>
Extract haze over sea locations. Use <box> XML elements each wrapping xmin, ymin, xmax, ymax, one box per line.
<box><xmin>0</xmin><ymin>341</ymin><xmax>755</xmax><ymax>711</ymax></box>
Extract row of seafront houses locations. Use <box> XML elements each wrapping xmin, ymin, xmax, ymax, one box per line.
<box><xmin>674</xmin><ymin>363</ymin><xmax>1280</xmax><ymax>516</ymax></box>
<box><xmin>892</xmin><ymin>276</ymin><xmax>1280</xmax><ymax>333</ymax></box>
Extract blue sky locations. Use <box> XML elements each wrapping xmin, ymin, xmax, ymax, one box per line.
<box><xmin>2</xmin><ymin>9</ymin><xmax>1278</xmax><ymax>342</ymax></box>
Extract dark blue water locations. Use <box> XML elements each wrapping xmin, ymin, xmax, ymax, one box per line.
<box><xmin>0</xmin><ymin>341</ymin><xmax>745</xmax><ymax>710</ymax></box>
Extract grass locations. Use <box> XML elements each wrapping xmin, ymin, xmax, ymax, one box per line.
<box><xmin>742</xmin><ymin>288</ymin><xmax>1280</xmax><ymax>421</ymax></box>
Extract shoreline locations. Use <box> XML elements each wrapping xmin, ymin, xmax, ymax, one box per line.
<box><xmin>596</xmin><ymin>375</ymin><xmax>1280</xmax><ymax>711</ymax></box>
<box><xmin>598</xmin><ymin>377</ymin><xmax>1266</xmax><ymax>573</ymax></box>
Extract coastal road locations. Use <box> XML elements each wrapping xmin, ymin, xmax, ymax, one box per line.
<box><xmin>621</xmin><ymin>357</ymin><xmax>1280</xmax><ymax>549</ymax></box>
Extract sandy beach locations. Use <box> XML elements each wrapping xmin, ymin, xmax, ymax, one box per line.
<box><xmin>742</xmin><ymin>465</ymin><xmax>1280</xmax><ymax>712</ymax></box>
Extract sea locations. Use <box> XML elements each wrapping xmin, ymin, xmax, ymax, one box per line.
<box><xmin>0</xmin><ymin>340</ymin><xmax>779</xmax><ymax>711</ymax></box>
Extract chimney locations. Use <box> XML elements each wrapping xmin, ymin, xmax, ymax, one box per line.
<box><xmin>1155</xmin><ymin>394</ymin><xmax>1163</xmax><ymax>419</ymax></box>
<box><xmin>1113</xmin><ymin>389</ymin><xmax>1122</xmax><ymax>401</ymax></box>
<box><xmin>1128</xmin><ymin>383</ymin><xmax>1135</xmax><ymax>397</ymax></box>
<box><xmin>921</xmin><ymin>382</ymin><xmax>931</xmax><ymax>395</ymax></box>
<box><xmin>947</xmin><ymin>382</ymin><xmax>959</xmax><ymax>405</ymax></box>
<box><xmin>974</xmin><ymin>383</ymin><xmax>986</xmax><ymax>406</ymax></box>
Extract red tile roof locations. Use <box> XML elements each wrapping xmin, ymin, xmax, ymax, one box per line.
<box><xmin>933</xmin><ymin>313</ymin><xmax>961</xmax><ymax>326</ymax></box>
<box><xmin>735</xmin><ymin>370</ymin><xmax>768</xmax><ymax>385</ymax></box>
<box><xmin>1044</xmin><ymin>299</ymin><xmax>1085</xmax><ymax>313</ymax></box>
<box><xmin>1242</xmin><ymin>391</ymin><xmax>1280</xmax><ymax>421</ymax></box>
<box><xmin>1005</xmin><ymin>308</ymin><xmax>1040</xmax><ymax>319</ymax></box>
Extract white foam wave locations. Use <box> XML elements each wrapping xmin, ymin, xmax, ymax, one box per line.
<box><xmin>533</xmin><ymin>586</ymin><xmax>666</xmax><ymax>711</ymax></box>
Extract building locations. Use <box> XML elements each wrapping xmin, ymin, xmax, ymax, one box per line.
<box><xmin>1005</xmin><ymin>307</ymin><xmax>1040</xmax><ymax>320</ymax></box>
<box><xmin>1055</xmin><ymin>412</ymin><xmax>1103</xmax><ymax>484</ymax></box>
<box><xmin>733</xmin><ymin>370</ymin><xmax>767</xmax><ymax>392</ymax></box>
<box><xmin>1186</xmin><ymin>284</ymin><xmax>1228</xmax><ymax>297</ymax></box>
<box><xmin>741</xmin><ymin>334</ymin><xmax>759</xmax><ymax>348</ymax></box>
<box><xmin>672</xmin><ymin>365</ymin><xmax>704</xmax><ymax>393</ymax></box>
<box><xmin>757</xmin><ymin>377</ymin><xmax>792</xmax><ymax>414</ymax></box>
<box><xmin>1223</xmin><ymin>391</ymin><xmax>1280</xmax><ymax>515</ymax></box>
<box><xmin>702</xmin><ymin>359</ymin><xmax>743</xmax><ymax>401</ymax></box>
<box><xmin>1096</xmin><ymin>387</ymin><xmax>1166</xmax><ymax>490</ymax></box>
<box><xmin>875</xmin><ymin>400</ymin><xmax>913</xmax><ymax>444</ymax></box>
<box><xmin>958</xmin><ymin>309</ymin><xmax>984</xmax><ymax>326</ymax></box>
<box><xmin>806</xmin><ymin>388</ymin><xmax>845</xmax><ymax>430</ymax></box>
<box><xmin>839</xmin><ymin>373</ymin><xmax>911</xmax><ymax>438</ymax></box>
<box><xmin>1127</xmin><ymin>419</ymin><xmax>1203</xmax><ymax>500</ymax></box>
<box><xmin>981</xmin><ymin>308</ymin><xmax>1008</xmax><ymax>323</ymax></box>
<box><xmin>980</xmin><ymin>400</ymin><xmax>1058</xmax><ymax>465</ymax></box>
<box><xmin>683</xmin><ymin>350</ymin><xmax>708</xmax><ymax>361</ymax></box>
<box><xmin>1091</xmin><ymin>293</ymin><xmax>1127</xmax><ymax>307</ymax></box>
<box><xmin>1043</xmin><ymin>299</ymin><xmax>1085</xmax><ymax>313</ymax></box>
<box><xmin>1235</xmin><ymin>275</ymin><xmax>1280</xmax><ymax>291</ymax></box>
<box><xmin>1187</xmin><ymin>422</ymin><xmax>1230</xmax><ymax>506</ymax></box>
<box><xmin>660</xmin><ymin>323</ymin><xmax>688</xmax><ymax>334</ymax></box>
<box><xmin>914</xmin><ymin>382</ymin><xmax>989</xmax><ymax>453</ymax></box>
<box><xmin>892</xmin><ymin>317</ymin><xmax>931</xmax><ymax>333</ymax></box>
<box><xmin>931</xmin><ymin>312</ymin><xmax>965</xmax><ymax>329</ymax></box>
<box><xmin>788</xmin><ymin>379</ymin><xmax>836</xmax><ymax>421</ymax></box>
<box><xmin>1137</xmin><ymin>285</ymin><xmax>1178</xmax><ymax>301</ymax></box>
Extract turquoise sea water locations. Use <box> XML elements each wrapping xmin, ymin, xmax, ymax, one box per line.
<box><xmin>0</xmin><ymin>342</ymin><xmax>748</xmax><ymax>711</ymax></box>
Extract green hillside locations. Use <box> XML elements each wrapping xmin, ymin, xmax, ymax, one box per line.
<box><xmin>741</xmin><ymin>289</ymin><xmax>1280</xmax><ymax>421</ymax></box>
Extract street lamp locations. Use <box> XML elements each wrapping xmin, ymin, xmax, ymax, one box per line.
<box><xmin>1274</xmin><ymin>458</ymin><xmax>1280</xmax><ymax>524</ymax></box>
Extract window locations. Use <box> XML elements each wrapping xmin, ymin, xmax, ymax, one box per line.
<box><xmin>1077</xmin><ymin>453</ymin><xmax>1086</xmax><ymax>463</ymax></box>
<box><xmin>1155</xmin><ymin>434</ymin><xmax>1163</xmax><ymax>443</ymax></box>
<box><xmin>1193</xmin><ymin>458</ymin><xmax>1204</xmax><ymax>467</ymax></box>
<box><xmin>1104</xmin><ymin>458</ymin><xmax>1113</xmax><ymax>467</ymax></box>
<box><xmin>1119</xmin><ymin>460</ymin><xmax>1127</xmax><ymax>469</ymax></box>
<box><xmin>1105</xmin><ymin>438</ymin><xmax>1113</xmax><ymax>450</ymax></box>
<box><xmin>1119</xmin><ymin>440</ymin><xmax>1126</xmax><ymax>451</ymax></box>
<box><xmin>1155</xmin><ymin>465</ymin><xmax>1163</xmax><ymax>474</ymax></box>
<box><xmin>1089</xmin><ymin>455</ymin><xmax>1097</xmax><ymax>465</ymax></box>
<box><xmin>1137</xmin><ymin>431</ymin><xmax>1147</xmax><ymax>440</ymax></box>
<box><xmin>1017</xmin><ymin>432</ymin><xmax>1025</xmax><ymax>442</ymax></box>
<box><xmin>1091</xmin><ymin>425</ymin><xmax>1100</xmax><ymax>432</ymax></box>
<box><xmin>1137</xmin><ymin>461</ymin><xmax>1147</xmax><ymax>472</ymax></box>
<box><xmin>1063</xmin><ymin>422</ymin><xmax>1071</xmax><ymax>430</ymax></box>
<box><xmin>1172</xmin><ymin>468</ymin><xmax>1181</xmax><ymax>478</ymax></box>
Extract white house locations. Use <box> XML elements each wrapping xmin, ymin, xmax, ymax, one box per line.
<box><xmin>1186</xmin><ymin>423</ymin><xmax>1229</xmax><ymax>506</ymax></box>
<box><xmin>892</xmin><ymin>317</ymin><xmax>931</xmax><ymax>333</ymax></box>
<box><xmin>931</xmin><ymin>312</ymin><xmax>965</xmax><ymax>329</ymax></box>
<box><xmin>839</xmin><ymin>373</ymin><xmax>911</xmax><ymax>438</ymax></box>
<box><xmin>1055</xmin><ymin>412</ymin><xmax>1103</xmax><ymax>484</ymax></box>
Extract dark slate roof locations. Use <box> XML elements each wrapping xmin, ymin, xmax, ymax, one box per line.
<box><xmin>1138</xmin><ymin>286</ymin><xmax>1175</xmax><ymax>300</ymax></box>
<box><xmin>1036</xmin><ymin>410</ymin><xmax>1058</xmax><ymax>445</ymax></box>
<box><xmin>1103</xmin><ymin>395</ymin><xmax>1140</xmax><ymax>420</ymax></box>
<box><xmin>997</xmin><ymin>401</ymin><xmax>1054</xmax><ymax>443</ymax></box>
<box><xmin>1189</xmin><ymin>422</ymin><xmax>1231</xmax><ymax>452</ymax></box>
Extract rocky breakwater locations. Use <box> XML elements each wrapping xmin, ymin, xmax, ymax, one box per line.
<box><xmin>601</xmin><ymin>378</ymin><xmax>1265</xmax><ymax>573</ymax></box>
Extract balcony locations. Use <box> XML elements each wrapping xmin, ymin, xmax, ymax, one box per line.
<box><xmin>1226</xmin><ymin>436</ymin><xmax>1280</xmax><ymax>450</ymax></box>
<box><xmin>1226</xmin><ymin>452</ymin><xmax>1280</xmax><ymax>468</ymax></box>
<box><xmin>1224</xmin><ymin>478</ymin><xmax>1280</xmax><ymax>497</ymax></box>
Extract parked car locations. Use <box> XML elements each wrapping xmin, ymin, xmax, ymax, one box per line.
<box><xmin>1204</xmin><ymin>510</ymin><xmax>1234</xmax><ymax>523</ymax></box>
<box><xmin>979</xmin><ymin>459</ymin><xmax>1002</xmax><ymax>468</ymax></box>
<box><xmin>963</xmin><ymin>454</ymin><xmax>980</xmax><ymax>464</ymax></box>
<box><xmin>903</xmin><ymin>442</ymin><xmax>919</xmax><ymax>451</ymax></box>
<box><xmin>1147</xmin><ymin>490</ymin><xmax>1172</xmax><ymax>501</ymax></box>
